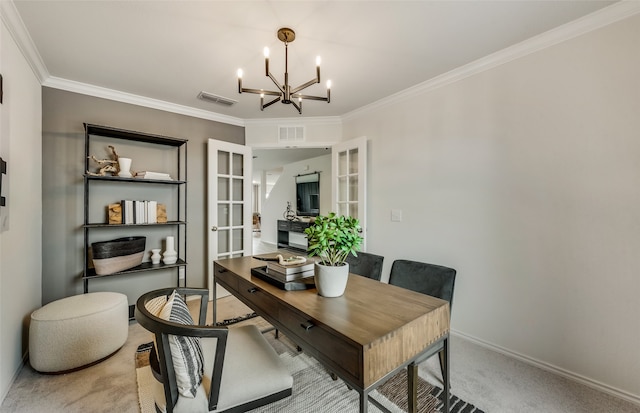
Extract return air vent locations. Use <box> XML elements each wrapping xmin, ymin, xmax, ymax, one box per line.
<box><xmin>279</xmin><ymin>126</ymin><xmax>305</xmax><ymax>143</ymax></box>
<box><xmin>197</xmin><ymin>91</ymin><xmax>237</xmax><ymax>106</ymax></box>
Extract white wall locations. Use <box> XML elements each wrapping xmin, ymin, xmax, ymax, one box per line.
<box><xmin>259</xmin><ymin>154</ymin><xmax>332</xmax><ymax>246</ymax></box>
<box><xmin>343</xmin><ymin>12</ymin><xmax>640</xmax><ymax>402</ymax></box>
<box><xmin>0</xmin><ymin>17</ymin><xmax>42</xmax><ymax>401</ymax></box>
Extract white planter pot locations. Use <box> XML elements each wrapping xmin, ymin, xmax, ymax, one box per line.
<box><xmin>315</xmin><ymin>262</ymin><xmax>349</xmax><ymax>297</ymax></box>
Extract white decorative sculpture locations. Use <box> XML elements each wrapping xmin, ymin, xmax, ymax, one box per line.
<box><xmin>163</xmin><ymin>236</ymin><xmax>177</xmax><ymax>265</ymax></box>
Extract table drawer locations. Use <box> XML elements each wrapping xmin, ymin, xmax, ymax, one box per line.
<box><xmin>214</xmin><ymin>263</ymin><xmax>239</xmax><ymax>293</ymax></box>
<box><xmin>278</xmin><ymin>305</ymin><xmax>361</xmax><ymax>382</ymax></box>
<box><xmin>237</xmin><ymin>277</ymin><xmax>279</xmax><ymax>316</ymax></box>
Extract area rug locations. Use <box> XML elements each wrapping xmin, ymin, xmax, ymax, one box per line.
<box><xmin>135</xmin><ymin>330</ymin><xmax>484</xmax><ymax>413</ymax></box>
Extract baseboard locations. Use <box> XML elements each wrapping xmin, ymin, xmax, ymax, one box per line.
<box><xmin>1</xmin><ymin>352</ymin><xmax>28</xmax><ymax>405</ymax></box>
<box><xmin>451</xmin><ymin>329</ymin><xmax>640</xmax><ymax>407</ymax></box>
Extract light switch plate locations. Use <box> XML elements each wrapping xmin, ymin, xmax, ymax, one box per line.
<box><xmin>391</xmin><ymin>209</ymin><xmax>402</xmax><ymax>222</ymax></box>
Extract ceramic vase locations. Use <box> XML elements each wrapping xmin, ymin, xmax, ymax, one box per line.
<box><xmin>163</xmin><ymin>236</ymin><xmax>177</xmax><ymax>265</ymax></box>
<box><xmin>118</xmin><ymin>157</ymin><xmax>132</xmax><ymax>178</ymax></box>
<box><xmin>314</xmin><ymin>262</ymin><xmax>349</xmax><ymax>297</ymax></box>
<box><xmin>150</xmin><ymin>249</ymin><xmax>162</xmax><ymax>265</ymax></box>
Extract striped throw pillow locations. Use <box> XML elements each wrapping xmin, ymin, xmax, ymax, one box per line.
<box><xmin>159</xmin><ymin>290</ymin><xmax>204</xmax><ymax>398</ymax></box>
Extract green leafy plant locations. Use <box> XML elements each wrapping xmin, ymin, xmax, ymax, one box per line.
<box><xmin>304</xmin><ymin>212</ymin><xmax>363</xmax><ymax>266</ymax></box>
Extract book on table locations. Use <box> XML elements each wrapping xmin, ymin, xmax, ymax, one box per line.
<box><xmin>265</xmin><ymin>268</ymin><xmax>314</xmax><ymax>282</ymax></box>
<box><xmin>266</xmin><ymin>261</ymin><xmax>315</xmax><ymax>282</ymax></box>
<box><xmin>266</xmin><ymin>261</ymin><xmax>314</xmax><ymax>274</ymax></box>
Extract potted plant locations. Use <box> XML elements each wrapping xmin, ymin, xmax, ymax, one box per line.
<box><xmin>304</xmin><ymin>212</ymin><xmax>363</xmax><ymax>297</ymax></box>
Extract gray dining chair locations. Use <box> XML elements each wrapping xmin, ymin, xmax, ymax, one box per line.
<box><xmin>388</xmin><ymin>259</ymin><xmax>456</xmax><ymax>381</ymax></box>
<box><xmin>345</xmin><ymin>251</ymin><xmax>384</xmax><ymax>281</ymax></box>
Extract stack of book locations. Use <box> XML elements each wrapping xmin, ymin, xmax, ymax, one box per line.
<box><xmin>108</xmin><ymin>200</ymin><xmax>167</xmax><ymax>224</ymax></box>
<box><xmin>135</xmin><ymin>171</ymin><xmax>173</xmax><ymax>180</ymax></box>
<box><xmin>266</xmin><ymin>260</ymin><xmax>314</xmax><ymax>282</ymax></box>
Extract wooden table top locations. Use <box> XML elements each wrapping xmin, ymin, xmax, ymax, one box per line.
<box><xmin>215</xmin><ymin>255</ymin><xmax>450</xmax><ymax>355</ymax></box>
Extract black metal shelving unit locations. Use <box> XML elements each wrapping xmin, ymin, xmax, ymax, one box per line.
<box><xmin>82</xmin><ymin>124</ymin><xmax>188</xmax><ymax>304</ymax></box>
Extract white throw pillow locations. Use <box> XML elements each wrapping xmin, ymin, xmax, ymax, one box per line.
<box><xmin>145</xmin><ymin>295</ymin><xmax>168</xmax><ymax>316</ymax></box>
<box><xmin>158</xmin><ymin>290</ymin><xmax>205</xmax><ymax>398</ymax></box>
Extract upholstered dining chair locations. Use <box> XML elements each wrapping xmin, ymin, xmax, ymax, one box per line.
<box><xmin>388</xmin><ymin>260</ymin><xmax>457</xmax><ymax>381</ymax></box>
<box><xmin>345</xmin><ymin>251</ymin><xmax>385</xmax><ymax>281</ymax></box>
<box><xmin>135</xmin><ymin>288</ymin><xmax>292</xmax><ymax>413</ymax></box>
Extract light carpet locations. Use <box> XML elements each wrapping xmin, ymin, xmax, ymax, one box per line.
<box><xmin>135</xmin><ymin>330</ymin><xmax>483</xmax><ymax>413</ymax></box>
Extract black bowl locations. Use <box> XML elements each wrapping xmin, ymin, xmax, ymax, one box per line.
<box><xmin>91</xmin><ymin>236</ymin><xmax>146</xmax><ymax>259</ymax></box>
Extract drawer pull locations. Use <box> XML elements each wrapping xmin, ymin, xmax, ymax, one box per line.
<box><xmin>217</xmin><ymin>268</ymin><xmax>227</xmax><ymax>273</ymax></box>
<box><xmin>300</xmin><ymin>321</ymin><xmax>315</xmax><ymax>331</ymax></box>
<box><xmin>248</xmin><ymin>288</ymin><xmax>258</xmax><ymax>294</ymax></box>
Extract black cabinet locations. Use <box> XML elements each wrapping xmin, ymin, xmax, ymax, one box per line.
<box><xmin>277</xmin><ymin>220</ymin><xmax>310</xmax><ymax>251</ymax></box>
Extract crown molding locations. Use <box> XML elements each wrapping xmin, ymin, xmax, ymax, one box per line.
<box><xmin>5</xmin><ymin>0</ymin><xmax>639</xmax><ymax>128</ymax></box>
<box><xmin>0</xmin><ymin>0</ymin><xmax>48</xmax><ymax>83</ymax></box>
<box><xmin>43</xmin><ymin>76</ymin><xmax>245</xmax><ymax>127</ymax></box>
<box><xmin>342</xmin><ymin>0</ymin><xmax>640</xmax><ymax>122</ymax></box>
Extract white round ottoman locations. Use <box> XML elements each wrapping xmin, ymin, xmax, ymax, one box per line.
<box><xmin>29</xmin><ymin>292</ymin><xmax>128</xmax><ymax>373</ymax></box>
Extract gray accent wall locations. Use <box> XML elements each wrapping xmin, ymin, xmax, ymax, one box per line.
<box><xmin>41</xmin><ymin>88</ymin><xmax>244</xmax><ymax>306</ymax></box>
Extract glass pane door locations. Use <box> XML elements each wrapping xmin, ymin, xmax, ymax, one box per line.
<box><xmin>332</xmin><ymin>137</ymin><xmax>367</xmax><ymax>249</ymax></box>
<box><xmin>207</xmin><ymin>140</ymin><xmax>252</xmax><ymax>300</ymax></box>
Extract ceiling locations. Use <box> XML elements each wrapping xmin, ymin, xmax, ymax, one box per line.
<box><xmin>9</xmin><ymin>0</ymin><xmax>620</xmax><ymax>183</ymax></box>
<box><xmin>12</xmin><ymin>0</ymin><xmax>618</xmax><ymax>122</ymax></box>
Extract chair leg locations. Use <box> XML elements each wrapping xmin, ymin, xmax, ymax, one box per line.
<box><xmin>329</xmin><ymin>371</ymin><xmax>352</xmax><ymax>390</ymax></box>
<box><xmin>274</xmin><ymin>328</ymin><xmax>302</xmax><ymax>352</ymax></box>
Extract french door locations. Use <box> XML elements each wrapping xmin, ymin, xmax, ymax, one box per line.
<box><xmin>207</xmin><ymin>140</ymin><xmax>252</xmax><ymax>298</ymax></box>
<box><xmin>332</xmin><ymin>136</ymin><xmax>367</xmax><ymax>249</ymax></box>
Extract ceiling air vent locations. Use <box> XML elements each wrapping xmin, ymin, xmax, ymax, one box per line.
<box><xmin>197</xmin><ymin>91</ymin><xmax>237</xmax><ymax>106</ymax></box>
<box><xmin>279</xmin><ymin>126</ymin><xmax>305</xmax><ymax>143</ymax></box>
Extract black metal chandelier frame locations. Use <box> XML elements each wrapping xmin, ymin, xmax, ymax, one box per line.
<box><xmin>237</xmin><ymin>28</ymin><xmax>331</xmax><ymax>114</ymax></box>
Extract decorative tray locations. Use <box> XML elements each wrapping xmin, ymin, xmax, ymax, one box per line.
<box><xmin>250</xmin><ymin>266</ymin><xmax>316</xmax><ymax>291</ymax></box>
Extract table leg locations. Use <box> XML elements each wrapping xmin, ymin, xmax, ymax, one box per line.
<box><xmin>212</xmin><ymin>273</ymin><xmax>217</xmax><ymax>325</ymax></box>
<box><xmin>359</xmin><ymin>392</ymin><xmax>369</xmax><ymax>413</ymax></box>
<box><xmin>443</xmin><ymin>337</ymin><xmax>450</xmax><ymax>413</ymax></box>
<box><xmin>408</xmin><ymin>363</ymin><xmax>418</xmax><ymax>413</ymax></box>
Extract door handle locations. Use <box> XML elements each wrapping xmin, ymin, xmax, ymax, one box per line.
<box><xmin>211</xmin><ymin>226</ymin><xmax>218</xmax><ymax>231</ymax></box>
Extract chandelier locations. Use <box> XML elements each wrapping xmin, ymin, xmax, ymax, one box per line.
<box><xmin>237</xmin><ymin>28</ymin><xmax>331</xmax><ymax>115</ymax></box>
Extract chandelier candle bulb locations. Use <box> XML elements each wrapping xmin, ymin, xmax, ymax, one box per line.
<box><xmin>316</xmin><ymin>56</ymin><xmax>321</xmax><ymax>81</ymax></box>
<box><xmin>237</xmin><ymin>69</ymin><xmax>243</xmax><ymax>93</ymax></box>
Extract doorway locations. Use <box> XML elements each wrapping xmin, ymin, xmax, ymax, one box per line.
<box><xmin>251</xmin><ymin>147</ymin><xmax>330</xmax><ymax>248</ymax></box>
